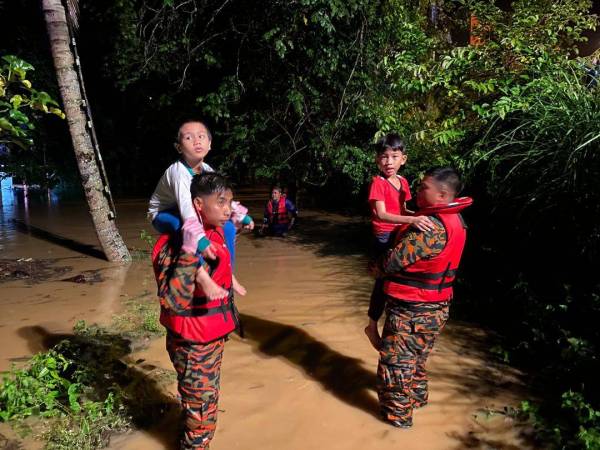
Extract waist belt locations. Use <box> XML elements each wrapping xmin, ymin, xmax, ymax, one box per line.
<box><xmin>385</xmin><ymin>298</ymin><xmax>449</xmax><ymax>313</ymax></box>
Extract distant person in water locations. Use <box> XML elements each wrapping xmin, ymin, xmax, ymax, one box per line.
<box><xmin>260</xmin><ymin>185</ymin><xmax>298</xmax><ymax>237</ymax></box>
<box><xmin>148</xmin><ymin>119</ymin><xmax>254</xmax><ymax>298</ymax></box>
<box><xmin>152</xmin><ymin>173</ymin><xmax>243</xmax><ymax>449</ymax></box>
<box><xmin>370</xmin><ymin>167</ymin><xmax>472</xmax><ymax>429</ymax></box>
<box><xmin>364</xmin><ymin>134</ymin><xmax>434</xmax><ymax>351</ymax></box>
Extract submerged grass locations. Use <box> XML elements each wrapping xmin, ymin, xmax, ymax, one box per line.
<box><xmin>0</xmin><ymin>286</ymin><xmax>171</xmax><ymax>449</ymax></box>
<box><xmin>110</xmin><ymin>290</ymin><xmax>165</xmax><ymax>338</ymax></box>
<box><xmin>0</xmin><ymin>345</ymin><xmax>131</xmax><ymax>449</ymax></box>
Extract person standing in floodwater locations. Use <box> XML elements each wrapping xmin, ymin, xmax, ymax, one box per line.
<box><xmin>364</xmin><ymin>134</ymin><xmax>434</xmax><ymax>350</ymax></box>
<box><xmin>152</xmin><ymin>173</ymin><xmax>242</xmax><ymax>450</ymax></box>
<box><xmin>260</xmin><ymin>185</ymin><xmax>298</xmax><ymax>237</ymax></box>
<box><xmin>370</xmin><ymin>167</ymin><xmax>472</xmax><ymax>428</ymax></box>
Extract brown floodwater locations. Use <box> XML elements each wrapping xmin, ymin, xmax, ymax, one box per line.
<box><xmin>0</xmin><ymin>188</ymin><xmax>536</xmax><ymax>449</ymax></box>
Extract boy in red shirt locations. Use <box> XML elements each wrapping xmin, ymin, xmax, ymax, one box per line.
<box><xmin>364</xmin><ymin>134</ymin><xmax>434</xmax><ymax>350</ymax></box>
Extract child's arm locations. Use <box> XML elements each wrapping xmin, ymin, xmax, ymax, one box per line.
<box><xmin>373</xmin><ymin>200</ymin><xmax>434</xmax><ymax>232</ymax></box>
<box><xmin>230</xmin><ymin>201</ymin><xmax>254</xmax><ymax>230</ymax></box>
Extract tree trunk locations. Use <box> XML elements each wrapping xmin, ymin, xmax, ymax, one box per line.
<box><xmin>42</xmin><ymin>0</ymin><xmax>131</xmax><ymax>262</ymax></box>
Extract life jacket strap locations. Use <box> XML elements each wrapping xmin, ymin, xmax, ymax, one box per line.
<box><xmin>171</xmin><ymin>291</ymin><xmax>233</xmax><ymax>317</ymax></box>
<box><xmin>394</xmin><ymin>268</ymin><xmax>457</xmax><ymax>281</ymax></box>
<box><xmin>386</xmin><ymin>277</ymin><xmax>455</xmax><ymax>291</ymax></box>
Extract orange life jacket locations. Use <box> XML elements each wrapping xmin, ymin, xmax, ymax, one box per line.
<box><xmin>152</xmin><ymin>228</ymin><xmax>239</xmax><ymax>343</ymax></box>
<box><xmin>384</xmin><ymin>198</ymin><xmax>472</xmax><ymax>303</ymax></box>
<box><xmin>266</xmin><ymin>196</ymin><xmax>289</xmax><ymax>225</ymax></box>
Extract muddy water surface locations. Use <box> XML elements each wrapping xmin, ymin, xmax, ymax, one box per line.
<box><xmin>1</xmin><ymin>189</ymin><xmax>534</xmax><ymax>449</ymax></box>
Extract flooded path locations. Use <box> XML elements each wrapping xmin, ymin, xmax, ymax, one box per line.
<box><xmin>0</xmin><ymin>189</ymin><xmax>534</xmax><ymax>449</ymax></box>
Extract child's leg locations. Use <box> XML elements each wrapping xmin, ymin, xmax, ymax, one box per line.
<box><xmin>152</xmin><ymin>208</ymin><xmax>182</xmax><ymax>234</ymax></box>
<box><xmin>154</xmin><ymin>209</ymin><xmax>209</xmax><ymax>262</ymax></box>
<box><xmin>154</xmin><ymin>210</ymin><xmax>228</xmax><ymax>300</ymax></box>
<box><xmin>365</xmin><ymin>279</ymin><xmax>385</xmax><ymax>350</ymax></box>
<box><xmin>368</xmin><ymin>279</ymin><xmax>386</xmax><ymax>322</ymax></box>
<box><xmin>167</xmin><ymin>334</ymin><xmax>225</xmax><ymax>449</ymax></box>
<box><xmin>223</xmin><ymin>220</ymin><xmax>236</xmax><ymax>268</ymax></box>
<box><xmin>365</xmin><ymin>232</ymin><xmax>391</xmax><ymax>351</ymax></box>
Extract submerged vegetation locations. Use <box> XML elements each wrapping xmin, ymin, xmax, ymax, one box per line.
<box><xmin>0</xmin><ymin>305</ymin><xmax>168</xmax><ymax>449</ymax></box>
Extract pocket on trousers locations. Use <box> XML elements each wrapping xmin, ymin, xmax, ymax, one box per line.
<box><xmin>411</xmin><ymin>308</ymin><xmax>448</xmax><ymax>334</ymax></box>
<box><xmin>386</xmin><ymin>314</ymin><xmax>412</xmax><ymax>335</ymax></box>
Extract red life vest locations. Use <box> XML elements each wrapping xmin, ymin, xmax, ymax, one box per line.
<box><xmin>152</xmin><ymin>228</ymin><xmax>239</xmax><ymax>343</ymax></box>
<box><xmin>384</xmin><ymin>198</ymin><xmax>472</xmax><ymax>303</ymax></box>
<box><xmin>266</xmin><ymin>196</ymin><xmax>289</xmax><ymax>225</ymax></box>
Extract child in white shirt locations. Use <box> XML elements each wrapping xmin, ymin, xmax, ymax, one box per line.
<box><xmin>148</xmin><ymin>120</ymin><xmax>253</xmax><ymax>298</ymax></box>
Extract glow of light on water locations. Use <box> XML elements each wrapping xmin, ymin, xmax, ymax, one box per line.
<box><xmin>1</xmin><ymin>174</ymin><xmax>14</xmax><ymax>207</ymax></box>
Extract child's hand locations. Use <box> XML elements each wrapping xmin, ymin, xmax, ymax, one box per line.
<box><xmin>232</xmin><ymin>275</ymin><xmax>247</xmax><ymax>296</ymax></box>
<box><xmin>195</xmin><ymin>267</ymin><xmax>228</xmax><ymax>299</ymax></box>
<box><xmin>243</xmin><ymin>220</ymin><xmax>255</xmax><ymax>231</ymax></box>
<box><xmin>410</xmin><ymin>216</ymin><xmax>435</xmax><ymax>232</ymax></box>
<box><xmin>200</xmin><ymin>244</ymin><xmax>218</xmax><ymax>260</ymax></box>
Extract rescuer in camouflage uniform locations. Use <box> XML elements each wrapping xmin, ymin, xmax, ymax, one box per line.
<box><xmin>371</xmin><ymin>167</ymin><xmax>472</xmax><ymax>428</ymax></box>
<box><xmin>153</xmin><ymin>173</ymin><xmax>240</xmax><ymax>449</ymax></box>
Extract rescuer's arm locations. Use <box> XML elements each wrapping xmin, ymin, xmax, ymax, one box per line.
<box><xmin>373</xmin><ymin>200</ymin><xmax>435</xmax><ymax>232</ymax></box>
<box><xmin>371</xmin><ymin>216</ymin><xmax>447</xmax><ymax>277</ymax></box>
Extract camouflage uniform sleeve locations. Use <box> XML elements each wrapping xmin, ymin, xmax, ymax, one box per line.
<box><xmin>378</xmin><ymin>216</ymin><xmax>447</xmax><ymax>275</ymax></box>
<box><xmin>156</xmin><ymin>245</ymin><xmax>199</xmax><ymax>314</ymax></box>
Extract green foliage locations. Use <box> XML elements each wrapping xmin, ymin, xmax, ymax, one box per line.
<box><xmin>0</xmin><ymin>345</ymin><xmax>129</xmax><ymax>449</ymax></box>
<box><xmin>139</xmin><ymin>229</ymin><xmax>155</xmax><ymax>248</ymax></box>
<box><xmin>0</xmin><ymin>54</ymin><xmax>64</xmax><ymax>150</ymax></box>
<box><xmin>44</xmin><ymin>392</ymin><xmax>129</xmax><ymax>450</ymax></box>
<box><xmin>372</xmin><ymin>0</ymin><xmax>597</xmax><ymax>176</ymax></box>
<box><xmin>469</xmin><ymin>64</ymin><xmax>600</xmax><ymax>225</ymax></box>
<box><xmin>562</xmin><ymin>391</ymin><xmax>600</xmax><ymax>449</ymax></box>
<box><xmin>0</xmin><ymin>350</ymin><xmax>79</xmax><ymax>420</ymax></box>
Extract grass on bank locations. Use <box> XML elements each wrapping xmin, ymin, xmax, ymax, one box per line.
<box><xmin>0</xmin><ymin>287</ymin><xmax>171</xmax><ymax>449</ymax></box>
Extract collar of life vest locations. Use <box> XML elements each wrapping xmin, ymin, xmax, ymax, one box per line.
<box><xmin>416</xmin><ymin>196</ymin><xmax>473</xmax><ymax>216</ymax></box>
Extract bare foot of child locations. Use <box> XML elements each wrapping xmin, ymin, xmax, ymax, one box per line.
<box><xmin>364</xmin><ymin>324</ymin><xmax>382</xmax><ymax>351</ymax></box>
<box><xmin>195</xmin><ymin>267</ymin><xmax>228</xmax><ymax>299</ymax></box>
<box><xmin>232</xmin><ymin>275</ymin><xmax>247</xmax><ymax>296</ymax></box>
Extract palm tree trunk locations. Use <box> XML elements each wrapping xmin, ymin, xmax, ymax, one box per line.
<box><xmin>42</xmin><ymin>0</ymin><xmax>131</xmax><ymax>262</ymax></box>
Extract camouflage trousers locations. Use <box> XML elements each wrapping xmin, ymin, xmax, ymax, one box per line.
<box><xmin>377</xmin><ymin>300</ymin><xmax>450</xmax><ymax>428</ymax></box>
<box><xmin>166</xmin><ymin>333</ymin><xmax>225</xmax><ymax>450</ymax></box>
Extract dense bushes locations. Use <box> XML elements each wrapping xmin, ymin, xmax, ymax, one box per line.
<box><xmin>459</xmin><ymin>66</ymin><xmax>600</xmax><ymax>448</ymax></box>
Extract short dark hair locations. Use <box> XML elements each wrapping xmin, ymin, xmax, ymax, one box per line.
<box><xmin>176</xmin><ymin>119</ymin><xmax>212</xmax><ymax>142</ymax></box>
<box><xmin>424</xmin><ymin>167</ymin><xmax>463</xmax><ymax>195</ymax></box>
<box><xmin>271</xmin><ymin>185</ymin><xmax>282</xmax><ymax>193</ymax></box>
<box><xmin>376</xmin><ymin>133</ymin><xmax>406</xmax><ymax>155</ymax></box>
<box><xmin>190</xmin><ymin>172</ymin><xmax>232</xmax><ymax>199</ymax></box>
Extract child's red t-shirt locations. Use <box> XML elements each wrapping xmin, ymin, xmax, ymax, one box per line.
<box><xmin>368</xmin><ymin>175</ymin><xmax>412</xmax><ymax>235</ymax></box>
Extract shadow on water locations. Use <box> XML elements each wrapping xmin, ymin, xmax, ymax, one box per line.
<box><xmin>12</xmin><ymin>219</ymin><xmax>107</xmax><ymax>260</ymax></box>
<box><xmin>239</xmin><ymin>312</ymin><xmax>381</xmax><ymax>419</ymax></box>
<box><xmin>446</xmin><ymin>431</ymin><xmax>532</xmax><ymax>450</ymax></box>
<box><xmin>14</xmin><ymin>318</ymin><xmax>536</xmax><ymax>448</ymax></box>
<box><xmin>247</xmin><ymin>213</ymin><xmax>370</xmax><ymax>258</ymax></box>
<box><xmin>16</xmin><ymin>325</ymin><xmax>179</xmax><ymax>449</ymax></box>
